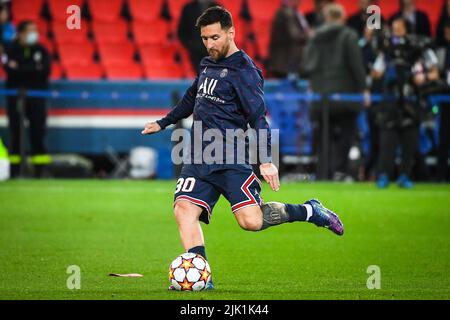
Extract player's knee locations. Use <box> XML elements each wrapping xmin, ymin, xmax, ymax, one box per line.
<box><xmin>236</xmin><ymin>211</ymin><xmax>263</xmax><ymax>232</ymax></box>
<box><xmin>173</xmin><ymin>201</ymin><xmax>198</xmax><ymax>224</ymax></box>
<box><xmin>239</xmin><ymin>221</ymin><xmax>261</xmax><ymax>231</ymax></box>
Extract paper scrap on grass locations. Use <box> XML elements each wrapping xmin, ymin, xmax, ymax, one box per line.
<box><xmin>109</xmin><ymin>273</ymin><xmax>143</xmax><ymax>277</ymax></box>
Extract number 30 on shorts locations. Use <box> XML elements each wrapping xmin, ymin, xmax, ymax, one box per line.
<box><xmin>175</xmin><ymin>177</ymin><xmax>196</xmax><ymax>193</ymax></box>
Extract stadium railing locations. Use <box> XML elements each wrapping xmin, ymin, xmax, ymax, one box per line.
<box><xmin>0</xmin><ymin>81</ymin><xmax>447</xmax><ymax>179</ymax></box>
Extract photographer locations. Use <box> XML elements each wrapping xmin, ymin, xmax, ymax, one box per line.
<box><xmin>372</xmin><ymin>17</ymin><xmax>439</xmax><ymax>188</ymax></box>
<box><xmin>435</xmin><ymin>19</ymin><xmax>450</xmax><ymax>182</ymax></box>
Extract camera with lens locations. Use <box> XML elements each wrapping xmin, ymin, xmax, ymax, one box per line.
<box><xmin>373</xmin><ymin>30</ymin><xmax>444</xmax><ymax>128</ymax></box>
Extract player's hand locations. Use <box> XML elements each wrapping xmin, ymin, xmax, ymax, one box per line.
<box><xmin>260</xmin><ymin>163</ymin><xmax>280</xmax><ymax>192</ymax></box>
<box><xmin>141</xmin><ymin>121</ymin><xmax>161</xmax><ymax>135</ymax></box>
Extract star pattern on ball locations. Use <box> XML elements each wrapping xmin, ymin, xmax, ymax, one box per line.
<box><xmin>181</xmin><ymin>258</ymin><xmax>194</xmax><ymax>271</ymax></box>
<box><xmin>180</xmin><ymin>278</ymin><xmax>193</xmax><ymax>291</ymax></box>
<box><xmin>200</xmin><ymin>268</ymin><xmax>210</xmax><ymax>282</ymax></box>
<box><xmin>168</xmin><ymin>268</ymin><xmax>174</xmax><ymax>280</ymax></box>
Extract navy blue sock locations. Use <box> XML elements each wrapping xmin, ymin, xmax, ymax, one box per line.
<box><xmin>285</xmin><ymin>204</ymin><xmax>308</xmax><ymax>222</ymax></box>
<box><xmin>188</xmin><ymin>245</ymin><xmax>207</xmax><ymax>260</ymax></box>
<box><xmin>188</xmin><ymin>245</ymin><xmax>213</xmax><ymax>286</ymax></box>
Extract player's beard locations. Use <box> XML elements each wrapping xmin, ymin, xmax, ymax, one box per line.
<box><xmin>209</xmin><ymin>41</ymin><xmax>230</xmax><ymax>61</ymax></box>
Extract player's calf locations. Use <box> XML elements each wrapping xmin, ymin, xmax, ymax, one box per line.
<box><xmin>260</xmin><ymin>202</ymin><xmax>290</xmax><ymax>229</ymax></box>
<box><xmin>173</xmin><ymin>200</ymin><xmax>206</xmax><ymax>254</ymax></box>
<box><xmin>235</xmin><ymin>201</ymin><xmax>344</xmax><ymax>236</ymax></box>
<box><xmin>260</xmin><ymin>201</ymin><xmax>344</xmax><ymax>235</ymax></box>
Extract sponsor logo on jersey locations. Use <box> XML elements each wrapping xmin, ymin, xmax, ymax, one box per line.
<box><xmin>198</xmin><ymin>77</ymin><xmax>218</xmax><ymax>95</ymax></box>
<box><xmin>197</xmin><ymin>77</ymin><xmax>225</xmax><ymax>103</ymax></box>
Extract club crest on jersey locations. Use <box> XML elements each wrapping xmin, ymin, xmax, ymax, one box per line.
<box><xmin>220</xmin><ymin>68</ymin><xmax>228</xmax><ymax>78</ymax></box>
<box><xmin>198</xmin><ymin>77</ymin><xmax>218</xmax><ymax>95</ymax></box>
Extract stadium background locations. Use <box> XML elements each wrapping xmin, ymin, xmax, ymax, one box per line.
<box><xmin>0</xmin><ymin>0</ymin><xmax>445</xmax><ymax>179</ymax></box>
<box><xmin>0</xmin><ymin>0</ymin><xmax>449</xmax><ymax>301</ymax></box>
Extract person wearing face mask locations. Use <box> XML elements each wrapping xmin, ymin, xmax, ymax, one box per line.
<box><xmin>3</xmin><ymin>20</ymin><xmax>51</xmax><ymax>178</ymax></box>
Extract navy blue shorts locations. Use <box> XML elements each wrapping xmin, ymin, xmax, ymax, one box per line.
<box><xmin>173</xmin><ymin>164</ymin><xmax>263</xmax><ymax>224</ymax></box>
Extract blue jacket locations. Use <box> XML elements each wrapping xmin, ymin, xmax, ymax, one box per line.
<box><xmin>157</xmin><ymin>50</ymin><xmax>272</xmax><ymax>165</ymax></box>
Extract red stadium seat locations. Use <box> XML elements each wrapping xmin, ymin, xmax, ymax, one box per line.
<box><xmin>39</xmin><ymin>36</ymin><xmax>56</xmax><ymax>56</ymax></box>
<box><xmin>378</xmin><ymin>1</ymin><xmax>399</xmax><ymax>19</ymax></box>
<box><xmin>257</xmin><ymin>33</ymin><xmax>270</xmax><ymax>59</ymax></box>
<box><xmin>11</xmin><ymin>0</ymin><xmax>44</xmax><ymax>23</ymax></box>
<box><xmin>50</xmin><ymin>62</ymin><xmax>64</xmax><ymax>80</ymax></box>
<box><xmin>88</xmin><ymin>0</ymin><xmax>123</xmax><ymax>22</ymax></box>
<box><xmin>0</xmin><ymin>65</ymin><xmax>6</xmax><ymax>80</ymax></box>
<box><xmin>219</xmin><ymin>0</ymin><xmax>242</xmax><ymax>20</ymax></box>
<box><xmin>139</xmin><ymin>44</ymin><xmax>178</xmax><ymax>67</ymax></box>
<box><xmin>36</xmin><ymin>19</ymin><xmax>49</xmax><ymax>38</ymax></box>
<box><xmin>247</xmin><ymin>0</ymin><xmax>278</xmax><ymax>21</ymax></box>
<box><xmin>183</xmin><ymin>65</ymin><xmax>196</xmax><ymax>78</ymax></box>
<box><xmin>92</xmin><ymin>20</ymin><xmax>129</xmax><ymax>44</ymax></box>
<box><xmin>144</xmin><ymin>63</ymin><xmax>185</xmax><ymax>79</ymax></box>
<box><xmin>233</xmin><ymin>18</ymin><xmax>247</xmax><ymax>47</ymax></box>
<box><xmin>299</xmin><ymin>0</ymin><xmax>314</xmax><ymax>14</ymax></box>
<box><xmin>128</xmin><ymin>0</ymin><xmax>165</xmax><ymax>22</ymax></box>
<box><xmin>132</xmin><ymin>20</ymin><xmax>171</xmax><ymax>45</ymax></box>
<box><xmin>98</xmin><ymin>41</ymin><xmax>135</xmax><ymax>65</ymax></box>
<box><xmin>336</xmin><ymin>0</ymin><xmax>359</xmax><ymax>16</ymax></box>
<box><xmin>104</xmin><ymin>62</ymin><xmax>144</xmax><ymax>80</ymax></box>
<box><xmin>253</xmin><ymin>17</ymin><xmax>272</xmax><ymax>55</ymax></box>
<box><xmin>48</xmin><ymin>0</ymin><xmax>84</xmax><ymax>21</ymax></box>
<box><xmin>168</xmin><ymin>0</ymin><xmax>189</xmax><ymax>21</ymax></box>
<box><xmin>242</xmin><ymin>41</ymin><xmax>258</xmax><ymax>62</ymax></box>
<box><xmin>58</xmin><ymin>42</ymin><xmax>96</xmax><ymax>66</ymax></box>
<box><xmin>416</xmin><ymin>0</ymin><xmax>441</xmax><ymax>36</ymax></box>
<box><xmin>52</xmin><ymin>20</ymin><xmax>89</xmax><ymax>44</ymax></box>
<box><xmin>177</xmin><ymin>46</ymin><xmax>196</xmax><ymax>78</ymax></box>
<box><xmin>64</xmin><ymin>62</ymin><xmax>104</xmax><ymax>80</ymax></box>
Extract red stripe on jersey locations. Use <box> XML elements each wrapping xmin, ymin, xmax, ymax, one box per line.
<box><xmin>231</xmin><ymin>173</ymin><xmax>261</xmax><ymax>212</ymax></box>
<box><xmin>174</xmin><ymin>195</ymin><xmax>211</xmax><ymax>214</ymax></box>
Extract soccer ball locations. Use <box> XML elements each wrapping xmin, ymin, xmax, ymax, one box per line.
<box><xmin>169</xmin><ymin>252</ymin><xmax>211</xmax><ymax>291</ymax></box>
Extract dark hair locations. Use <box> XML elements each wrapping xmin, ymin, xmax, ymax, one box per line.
<box><xmin>391</xmin><ymin>16</ymin><xmax>411</xmax><ymax>33</ymax></box>
<box><xmin>17</xmin><ymin>20</ymin><xmax>35</xmax><ymax>33</ymax></box>
<box><xmin>195</xmin><ymin>6</ymin><xmax>233</xmax><ymax>29</ymax></box>
<box><xmin>444</xmin><ymin>17</ymin><xmax>450</xmax><ymax>29</ymax></box>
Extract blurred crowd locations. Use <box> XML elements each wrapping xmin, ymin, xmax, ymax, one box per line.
<box><xmin>264</xmin><ymin>0</ymin><xmax>450</xmax><ymax>186</ymax></box>
<box><xmin>0</xmin><ymin>0</ymin><xmax>449</xmax><ymax>184</ymax></box>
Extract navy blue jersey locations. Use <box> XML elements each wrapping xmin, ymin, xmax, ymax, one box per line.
<box><xmin>157</xmin><ymin>50</ymin><xmax>271</xmax><ymax>165</ymax></box>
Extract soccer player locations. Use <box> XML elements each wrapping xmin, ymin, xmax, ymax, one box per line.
<box><xmin>142</xmin><ymin>6</ymin><xmax>344</xmax><ymax>290</ymax></box>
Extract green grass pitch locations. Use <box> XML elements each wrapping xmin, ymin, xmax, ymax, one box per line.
<box><xmin>0</xmin><ymin>179</ymin><xmax>449</xmax><ymax>300</ymax></box>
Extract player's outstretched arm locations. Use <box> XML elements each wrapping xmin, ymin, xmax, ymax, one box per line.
<box><xmin>141</xmin><ymin>121</ymin><xmax>161</xmax><ymax>135</ymax></box>
<box><xmin>144</xmin><ymin>76</ymin><xmax>199</xmax><ymax>134</ymax></box>
<box><xmin>260</xmin><ymin>163</ymin><xmax>280</xmax><ymax>192</ymax></box>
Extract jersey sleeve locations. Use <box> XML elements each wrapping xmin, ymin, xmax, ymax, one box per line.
<box><xmin>233</xmin><ymin>67</ymin><xmax>272</xmax><ymax>162</ymax></box>
<box><xmin>156</xmin><ymin>76</ymin><xmax>198</xmax><ymax>130</ymax></box>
